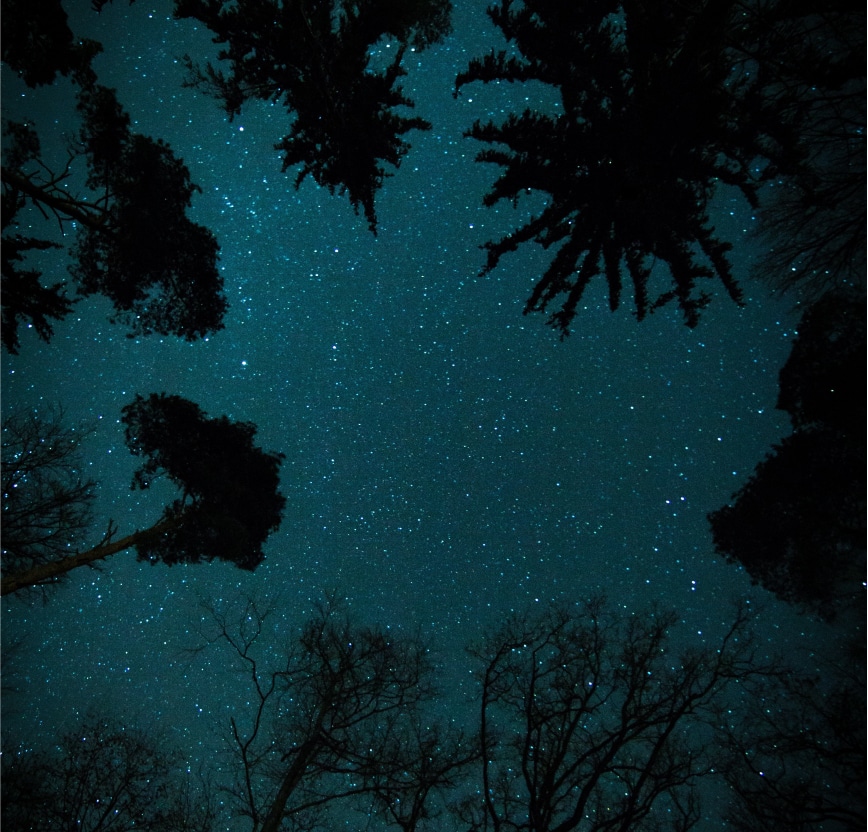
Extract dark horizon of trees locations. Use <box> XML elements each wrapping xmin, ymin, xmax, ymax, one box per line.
<box><xmin>4</xmin><ymin>593</ymin><xmax>861</xmax><ymax>832</ymax></box>
<box><xmin>1</xmin><ymin>394</ymin><xmax>286</xmax><ymax>597</ymax></box>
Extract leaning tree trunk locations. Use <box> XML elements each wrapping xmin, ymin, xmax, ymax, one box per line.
<box><xmin>1</xmin><ymin>516</ymin><xmax>180</xmax><ymax>595</ymax></box>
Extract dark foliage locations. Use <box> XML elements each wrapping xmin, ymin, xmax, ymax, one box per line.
<box><xmin>709</xmin><ymin>290</ymin><xmax>866</xmax><ymax>619</ymax></box>
<box><xmin>1</xmin><ymin>407</ymin><xmax>97</xmax><ymax>582</ymax></box>
<box><xmin>175</xmin><ymin>0</ymin><xmax>452</xmax><ymax>231</ymax></box>
<box><xmin>776</xmin><ymin>289</ymin><xmax>866</xmax><ymax>435</ymax></box>
<box><xmin>459</xmin><ymin>597</ymin><xmax>762</xmax><ymax>832</ymax></box>
<box><xmin>709</xmin><ymin>429</ymin><xmax>865</xmax><ymax>618</ymax></box>
<box><xmin>1</xmin><ymin>0</ymin><xmax>101</xmax><ymax>87</ymax></box>
<box><xmin>1</xmin><ymin>121</ymin><xmax>74</xmax><ymax>353</ymax></box>
<box><xmin>1</xmin><ymin>207</ymin><xmax>71</xmax><ymax>354</ymax></box>
<box><xmin>1</xmin><ymin>715</ymin><xmax>217</xmax><ymax>831</ymax></box>
<box><xmin>0</xmin><ymin>86</ymin><xmax>228</xmax><ymax>349</ymax></box>
<box><xmin>121</xmin><ymin>393</ymin><xmax>286</xmax><ymax>570</ymax></box>
<box><xmin>455</xmin><ymin>0</ymin><xmax>842</xmax><ymax>335</ymax></box>
<box><xmin>455</xmin><ymin>1</ymin><xmax>764</xmax><ymax>335</ymax></box>
<box><xmin>70</xmin><ymin>85</ymin><xmax>228</xmax><ymax>340</ymax></box>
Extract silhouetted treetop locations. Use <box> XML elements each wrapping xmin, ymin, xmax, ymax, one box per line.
<box><xmin>777</xmin><ymin>289</ymin><xmax>866</xmax><ymax>435</ymax></box>
<box><xmin>456</xmin><ymin>0</ymin><xmax>827</xmax><ymax>335</ymax></box>
<box><xmin>121</xmin><ymin>393</ymin><xmax>287</xmax><ymax>570</ymax></box>
<box><xmin>710</xmin><ymin>290</ymin><xmax>866</xmax><ymax>620</ymax></box>
<box><xmin>1</xmin><ymin>0</ymin><xmax>101</xmax><ymax>87</ymax></box>
<box><xmin>1</xmin><ymin>85</ymin><xmax>228</xmax><ymax>348</ymax></box>
<box><xmin>709</xmin><ymin>428</ymin><xmax>865</xmax><ymax>620</ymax></box>
<box><xmin>175</xmin><ymin>0</ymin><xmax>451</xmax><ymax>231</ymax></box>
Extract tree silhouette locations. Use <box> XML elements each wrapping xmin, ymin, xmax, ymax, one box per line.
<box><xmin>1</xmin><ymin>407</ymin><xmax>97</xmax><ymax>592</ymax></box>
<box><xmin>1</xmin><ymin>0</ymin><xmax>100</xmax><ymax>87</ymax></box>
<box><xmin>1</xmin><ymin>715</ymin><xmax>217</xmax><ymax>831</ymax></box>
<box><xmin>455</xmin><ymin>0</ymin><xmax>829</xmax><ymax>336</ymax></box>
<box><xmin>459</xmin><ymin>597</ymin><xmax>763</xmax><ymax>832</ymax></box>
<box><xmin>1</xmin><ymin>394</ymin><xmax>286</xmax><ymax>596</ymax></box>
<box><xmin>191</xmin><ymin>593</ymin><xmax>473</xmax><ymax>831</ymax></box>
<box><xmin>719</xmin><ymin>647</ymin><xmax>865</xmax><ymax>832</ymax></box>
<box><xmin>0</xmin><ymin>84</ymin><xmax>228</xmax><ymax>351</ymax></box>
<box><xmin>732</xmin><ymin>1</ymin><xmax>866</xmax><ymax>299</ymax></box>
<box><xmin>709</xmin><ymin>290</ymin><xmax>866</xmax><ymax>619</ymax></box>
<box><xmin>1</xmin><ymin>121</ymin><xmax>75</xmax><ymax>354</ymax></box>
<box><xmin>175</xmin><ymin>0</ymin><xmax>452</xmax><ymax>232</ymax></box>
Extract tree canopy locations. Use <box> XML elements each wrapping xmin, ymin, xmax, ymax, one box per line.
<box><xmin>1</xmin><ymin>83</ymin><xmax>228</xmax><ymax>351</ymax></box>
<box><xmin>1</xmin><ymin>395</ymin><xmax>286</xmax><ymax>596</ymax></box>
<box><xmin>121</xmin><ymin>392</ymin><xmax>287</xmax><ymax>570</ymax></box>
<box><xmin>2</xmin><ymin>715</ymin><xmax>217</xmax><ymax>831</ymax></box>
<box><xmin>1</xmin><ymin>0</ymin><xmax>100</xmax><ymax>87</ymax></box>
<box><xmin>175</xmin><ymin>0</ymin><xmax>452</xmax><ymax>231</ymax></box>
<box><xmin>459</xmin><ymin>597</ymin><xmax>763</xmax><ymax>832</ymax></box>
<box><xmin>709</xmin><ymin>290</ymin><xmax>866</xmax><ymax>619</ymax></box>
<box><xmin>454</xmin><ymin>0</ymin><xmax>853</xmax><ymax>335</ymax></box>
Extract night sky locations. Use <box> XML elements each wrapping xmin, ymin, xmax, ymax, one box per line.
<box><xmin>0</xmin><ymin>0</ymin><xmax>841</xmax><ymax>827</ymax></box>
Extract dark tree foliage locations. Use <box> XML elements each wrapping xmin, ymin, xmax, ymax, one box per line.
<box><xmin>709</xmin><ymin>429</ymin><xmax>865</xmax><ymax>618</ymax></box>
<box><xmin>1</xmin><ymin>0</ymin><xmax>101</xmax><ymax>87</ymax></box>
<box><xmin>121</xmin><ymin>393</ymin><xmax>286</xmax><ymax>570</ymax></box>
<box><xmin>455</xmin><ymin>0</ymin><xmax>821</xmax><ymax>335</ymax></box>
<box><xmin>1</xmin><ymin>121</ymin><xmax>74</xmax><ymax>353</ymax></box>
<box><xmin>175</xmin><ymin>0</ymin><xmax>452</xmax><ymax>232</ymax></box>
<box><xmin>1</xmin><ymin>196</ymin><xmax>71</xmax><ymax>354</ymax></box>
<box><xmin>0</xmin><ymin>85</ymin><xmax>228</xmax><ymax>349</ymax></box>
<box><xmin>456</xmin><ymin>1</ymin><xmax>754</xmax><ymax>334</ymax></box>
<box><xmin>458</xmin><ymin>597</ymin><xmax>762</xmax><ymax>832</ymax></box>
<box><xmin>776</xmin><ymin>289</ymin><xmax>866</xmax><ymax>436</ymax></box>
<box><xmin>709</xmin><ymin>290</ymin><xmax>866</xmax><ymax>619</ymax></box>
<box><xmin>1</xmin><ymin>407</ymin><xmax>97</xmax><ymax>584</ymax></box>
<box><xmin>1</xmin><ymin>716</ymin><xmax>217</xmax><ymax>832</ymax></box>
<box><xmin>1</xmin><ymin>396</ymin><xmax>285</xmax><ymax>597</ymax></box>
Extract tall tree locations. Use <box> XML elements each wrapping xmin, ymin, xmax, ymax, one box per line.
<box><xmin>709</xmin><ymin>290</ymin><xmax>866</xmax><ymax>620</ymax></box>
<box><xmin>175</xmin><ymin>0</ymin><xmax>452</xmax><ymax>232</ymax></box>
<box><xmin>1</xmin><ymin>394</ymin><xmax>286</xmax><ymax>596</ymax></box>
<box><xmin>455</xmin><ymin>0</ymin><xmax>820</xmax><ymax>335</ymax></box>
<box><xmin>1</xmin><ymin>715</ymin><xmax>217</xmax><ymax>831</ymax></box>
<box><xmin>1</xmin><ymin>84</ymin><xmax>228</xmax><ymax>351</ymax></box>
<box><xmin>458</xmin><ymin>597</ymin><xmax>764</xmax><ymax>832</ymax></box>
<box><xmin>191</xmin><ymin>593</ymin><xmax>472</xmax><ymax>831</ymax></box>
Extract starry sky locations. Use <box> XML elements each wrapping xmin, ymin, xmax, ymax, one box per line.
<box><xmin>0</xmin><ymin>0</ymin><xmax>841</xmax><ymax>826</ymax></box>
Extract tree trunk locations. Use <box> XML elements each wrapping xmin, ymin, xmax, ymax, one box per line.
<box><xmin>258</xmin><ymin>736</ymin><xmax>322</xmax><ymax>832</ymax></box>
<box><xmin>0</xmin><ymin>516</ymin><xmax>180</xmax><ymax>596</ymax></box>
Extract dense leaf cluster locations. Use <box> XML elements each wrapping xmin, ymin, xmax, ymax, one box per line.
<box><xmin>176</xmin><ymin>0</ymin><xmax>452</xmax><ymax>231</ymax></box>
<box><xmin>121</xmin><ymin>393</ymin><xmax>287</xmax><ymax>570</ymax></box>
